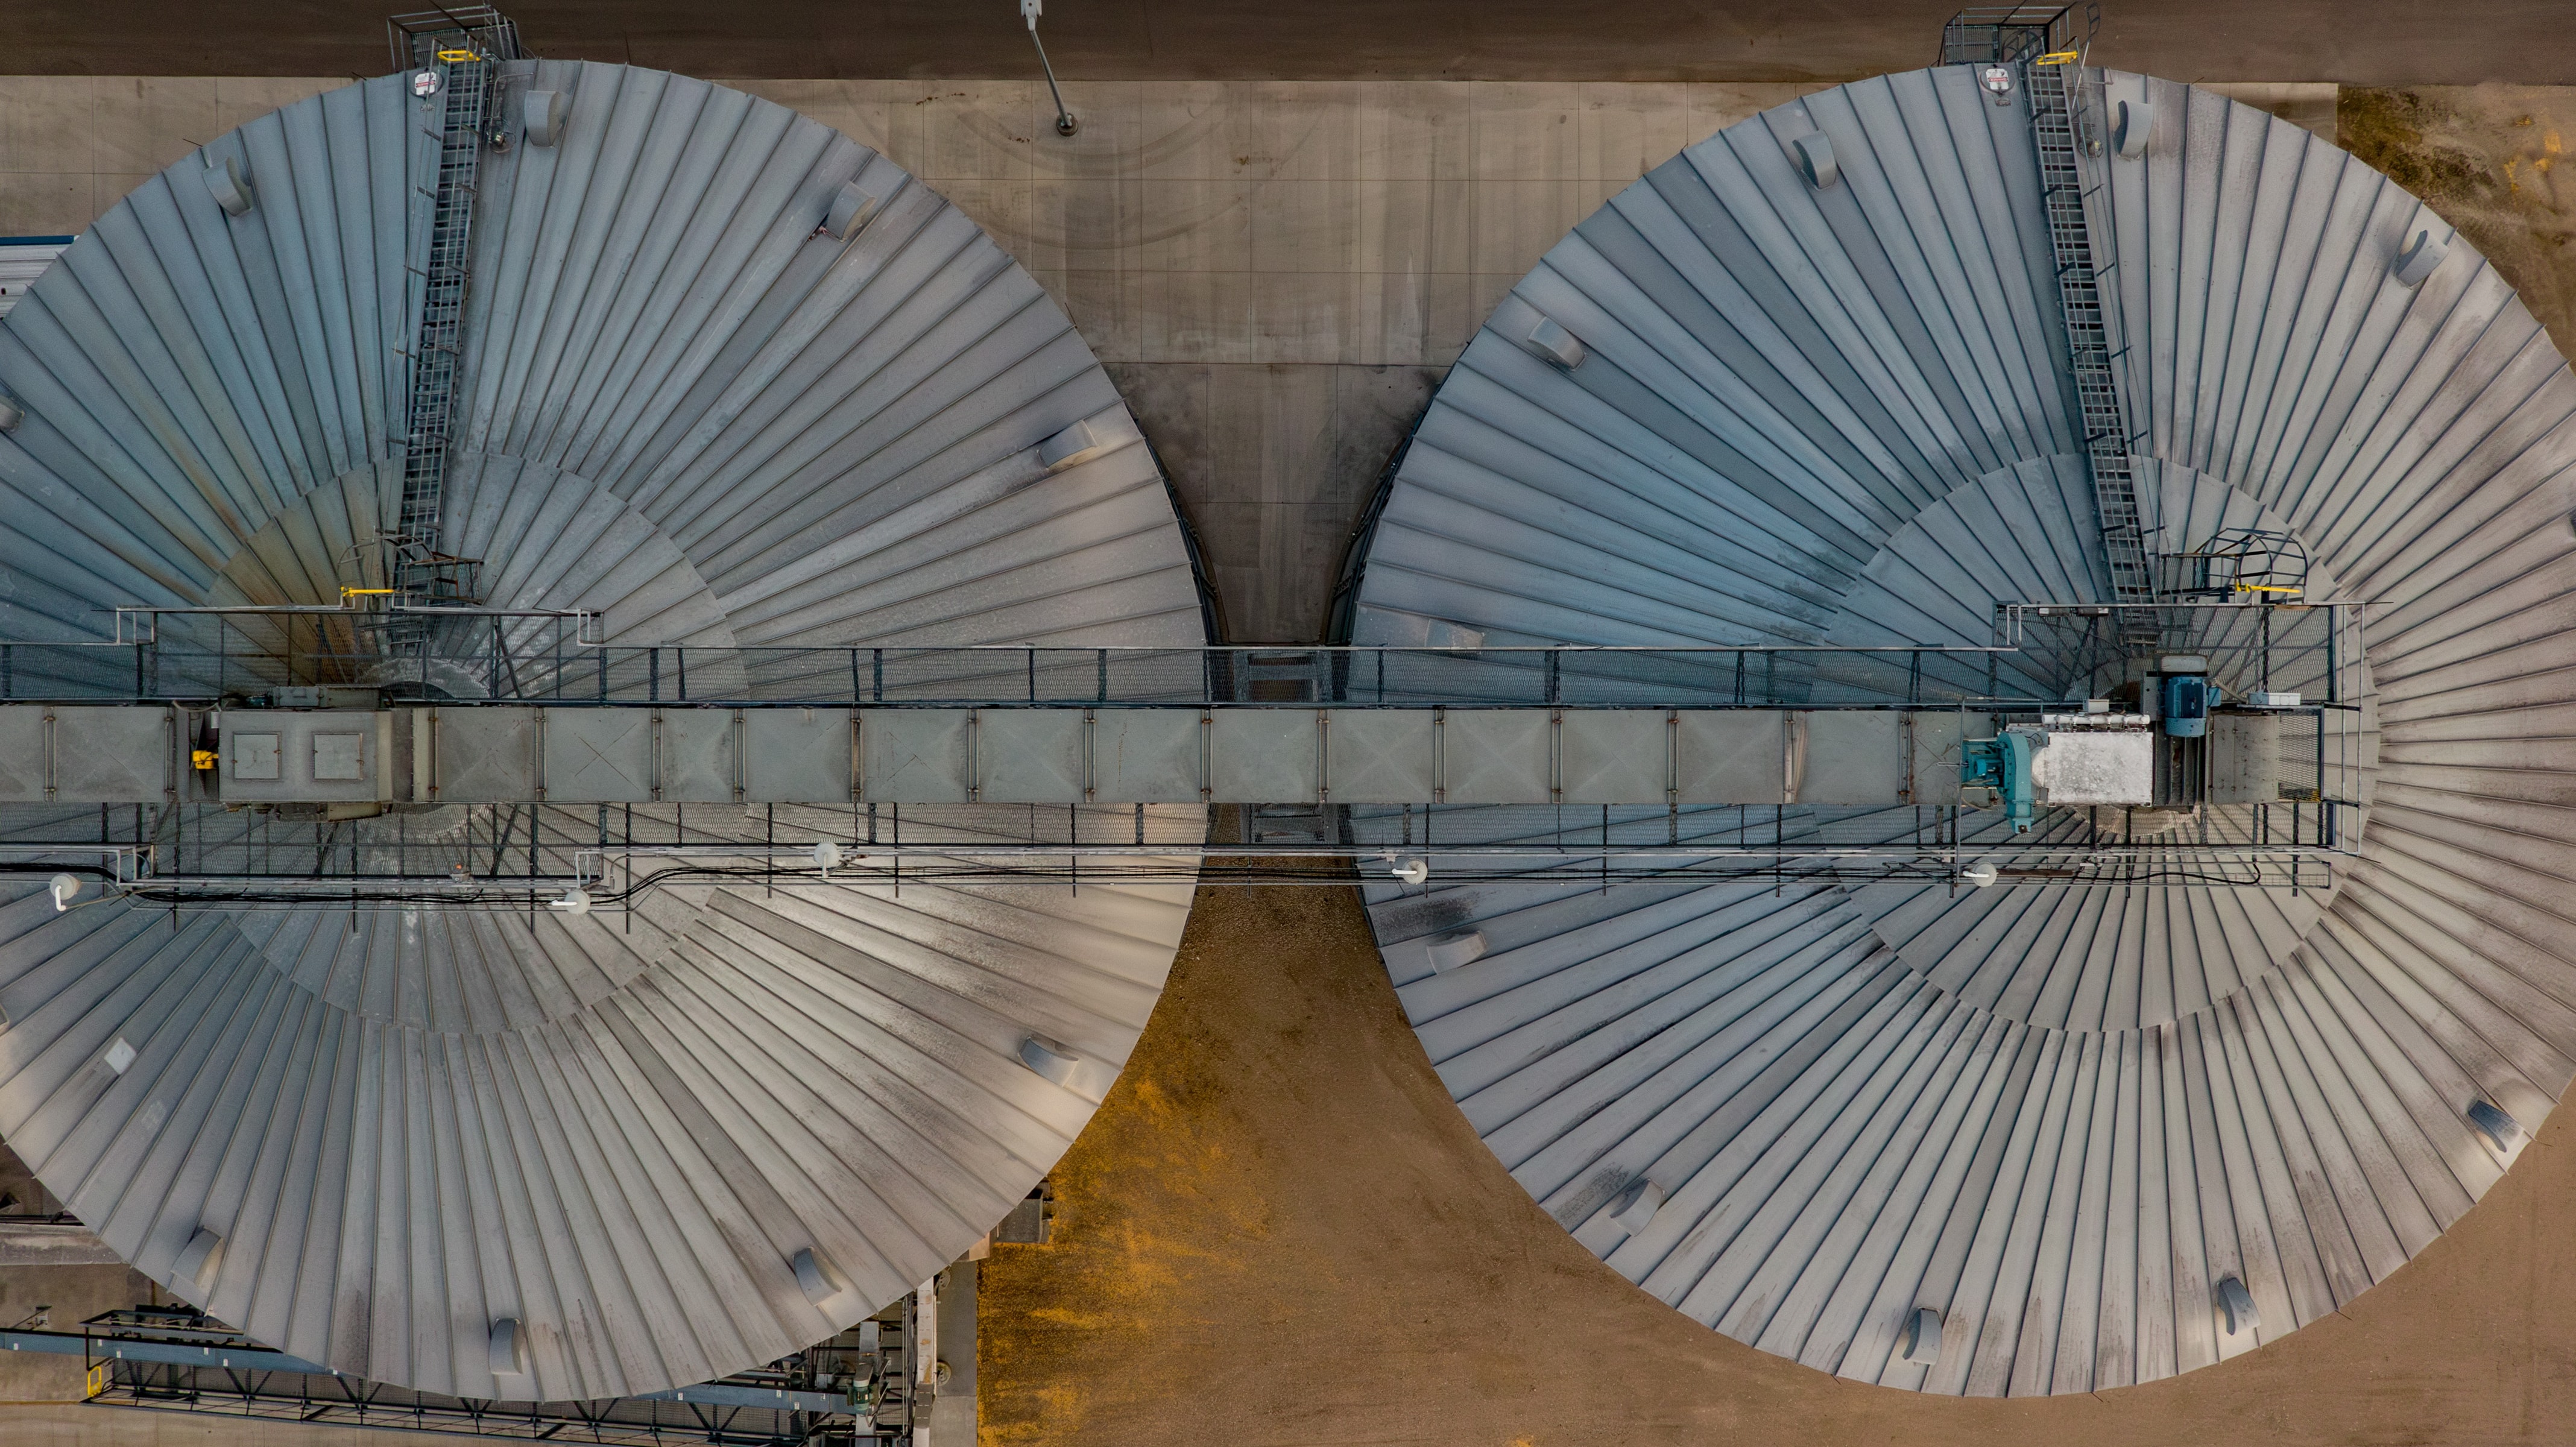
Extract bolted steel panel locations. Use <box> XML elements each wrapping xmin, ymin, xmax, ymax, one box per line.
<box><xmin>50</xmin><ymin>707</ymin><xmax>170</xmax><ymax>804</ymax></box>
<box><xmin>1322</xmin><ymin>710</ymin><xmax>1437</xmax><ymax>804</ymax></box>
<box><xmin>0</xmin><ymin>708</ymin><xmax>49</xmax><ymax>801</ymax></box>
<box><xmin>659</xmin><ymin>710</ymin><xmax>738</xmax><ymax>802</ymax></box>
<box><xmin>976</xmin><ymin>710</ymin><xmax>1087</xmax><ymax>803</ymax></box>
<box><xmin>863</xmin><ymin>710</ymin><xmax>971</xmax><ymax>802</ymax></box>
<box><xmin>1093</xmin><ymin>710</ymin><xmax>1202</xmax><ymax>802</ymax></box>
<box><xmin>1675</xmin><ymin>711</ymin><xmax>1790</xmax><ymax>804</ymax></box>
<box><xmin>429</xmin><ymin>709</ymin><xmax>541</xmax><ymax>803</ymax></box>
<box><xmin>543</xmin><ymin>710</ymin><xmax>656</xmax><ymax>803</ymax></box>
<box><xmin>1798</xmin><ymin>711</ymin><xmax>1910</xmax><ymax>805</ymax></box>
<box><xmin>742</xmin><ymin>708</ymin><xmax>852</xmax><ymax>802</ymax></box>
<box><xmin>1210</xmin><ymin>709</ymin><xmax>1317</xmax><ymax>803</ymax></box>
<box><xmin>1441</xmin><ymin>711</ymin><xmax>1552</xmax><ymax>803</ymax></box>
<box><xmin>1559</xmin><ymin>709</ymin><xmax>1668</xmax><ymax>804</ymax></box>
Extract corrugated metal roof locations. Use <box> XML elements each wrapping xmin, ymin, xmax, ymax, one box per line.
<box><xmin>1348</xmin><ymin>68</ymin><xmax>2569</xmax><ymax>1394</ymax></box>
<box><xmin>0</xmin><ymin>238</ymin><xmax>70</xmax><ymax>321</ymax></box>
<box><xmin>0</xmin><ymin>63</ymin><xmax>1203</xmax><ymax>1400</ymax></box>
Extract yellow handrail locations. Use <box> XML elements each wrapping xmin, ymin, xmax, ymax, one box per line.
<box><xmin>435</xmin><ymin>48</ymin><xmax>480</xmax><ymax>62</ymax></box>
<box><xmin>2035</xmin><ymin>49</ymin><xmax>2082</xmax><ymax>65</ymax></box>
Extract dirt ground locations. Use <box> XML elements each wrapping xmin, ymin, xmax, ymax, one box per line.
<box><xmin>11</xmin><ymin>2</ymin><xmax>2576</xmax><ymax>84</ymax></box>
<box><xmin>2343</xmin><ymin>85</ymin><xmax>2576</xmax><ymax>357</ymax></box>
<box><xmin>979</xmin><ymin>876</ymin><xmax>2576</xmax><ymax>1446</ymax></box>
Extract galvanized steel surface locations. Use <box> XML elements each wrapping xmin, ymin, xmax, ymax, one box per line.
<box><xmin>0</xmin><ymin>64</ymin><xmax>1204</xmax><ymax>1399</ymax></box>
<box><xmin>1348</xmin><ymin>69</ymin><xmax>2565</xmax><ymax>1393</ymax></box>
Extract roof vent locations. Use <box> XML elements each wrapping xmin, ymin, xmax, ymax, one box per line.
<box><xmin>174</xmin><ymin>1227</ymin><xmax>225</xmax><ymax>1284</ymax></box>
<box><xmin>2114</xmin><ymin>99</ymin><xmax>2153</xmax><ymax>157</ymax></box>
<box><xmin>791</xmin><ymin>1247</ymin><xmax>841</xmax><ymax>1305</ymax></box>
<box><xmin>1898</xmin><ymin>1307</ymin><xmax>1942</xmax><ymax>1366</ymax></box>
<box><xmin>204</xmin><ymin>157</ymin><xmax>254</xmax><ymax>217</ymax></box>
<box><xmin>1791</xmin><ymin>132</ymin><xmax>1840</xmax><ymax>189</ymax></box>
<box><xmin>1425</xmin><ymin>619</ymin><xmax>1484</xmax><ymax>652</ymax></box>
<box><xmin>1038</xmin><ymin>418</ymin><xmax>1110</xmax><ymax>471</ymax></box>
<box><xmin>524</xmin><ymin>91</ymin><xmax>568</xmax><ymax>147</ymax></box>
<box><xmin>1018</xmin><ymin>1034</ymin><xmax>1083</xmax><ymax>1086</ymax></box>
<box><xmin>1607</xmin><ymin>1177</ymin><xmax>1665</xmax><ymax>1233</ymax></box>
<box><xmin>2216</xmin><ymin>1275</ymin><xmax>2259</xmax><ymax>1335</ymax></box>
<box><xmin>825</xmin><ymin>181</ymin><xmax>882</xmax><ymax>240</ymax></box>
<box><xmin>101</xmin><ymin>1036</ymin><xmax>136</xmax><ymax>1074</ymax></box>
<box><xmin>488</xmin><ymin>1317</ymin><xmax>526</xmax><ymax>1375</ymax></box>
<box><xmin>1524</xmin><ymin>316</ymin><xmax>1586</xmax><ymax>370</ymax></box>
<box><xmin>1423</xmin><ymin>928</ymin><xmax>1488</xmax><ymax>973</ymax></box>
<box><xmin>0</xmin><ymin>396</ymin><xmax>21</xmax><ymax>432</ymax></box>
<box><xmin>2393</xmin><ymin>228</ymin><xmax>2449</xmax><ymax>288</ymax></box>
<box><xmin>2468</xmin><ymin>1098</ymin><xmax>2522</xmax><ymax>1152</ymax></box>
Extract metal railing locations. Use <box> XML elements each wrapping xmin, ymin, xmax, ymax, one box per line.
<box><xmin>0</xmin><ymin>632</ymin><xmax>2057</xmax><ymax>710</ymax></box>
<box><xmin>61</xmin><ymin>1304</ymin><xmax>889</xmax><ymax>1445</ymax></box>
<box><xmin>0</xmin><ymin>795</ymin><xmax>2358</xmax><ymax>901</ymax></box>
<box><xmin>1936</xmin><ymin>4</ymin><xmax>2092</xmax><ymax>65</ymax></box>
<box><xmin>387</xmin><ymin>6</ymin><xmax>526</xmax><ymax>71</ymax></box>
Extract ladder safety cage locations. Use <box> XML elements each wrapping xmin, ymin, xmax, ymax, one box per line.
<box><xmin>1935</xmin><ymin>4</ymin><xmax>2095</xmax><ymax>66</ymax></box>
<box><xmin>385</xmin><ymin>7</ymin><xmax>526</xmax><ymax>72</ymax></box>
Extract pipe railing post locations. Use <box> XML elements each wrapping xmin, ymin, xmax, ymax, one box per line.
<box><xmin>1020</xmin><ymin>0</ymin><xmax>1078</xmax><ymax>136</ymax></box>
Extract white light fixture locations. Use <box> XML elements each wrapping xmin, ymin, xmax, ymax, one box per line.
<box><xmin>1391</xmin><ymin>856</ymin><xmax>1430</xmax><ymax>886</ymax></box>
<box><xmin>1960</xmin><ymin>862</ymin><xmax>1999</xmax><ymax>889</ymax></box>
<box><xmin>548</xmin><ymin>887</ymin><xmax>592</xmax><ymax>916</ymax></box>
<box><xmin>813</xmin><ymin>840</ymin><xmax>844</xmax><ymax>874</ymax></box>
<box><xmin>48</xmin><ymin>874</ymin><xmax>81</xmax><ymax>911</ymax></box>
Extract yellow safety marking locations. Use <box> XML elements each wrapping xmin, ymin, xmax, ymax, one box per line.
<box><xmin>191</xmin><ymin>749</ymin><xmax>218</xmax><ymax>771</ymax></box>
<box><xmin>84</xmin><ymin>1363</ymin><xmax>106</xmax><ymax>1399</ymax></box>
<box><xmin>2035</xmin><ymin>49</ymin><xmax>2082</xmax><ymax>65</ymax></box>
<box><xmin>340</xmin><ymin>587</ymin><xmax>396</xmax><ymax>597</ymax></box>
<box><xmin>436</xmin><ymin>49</ymin><xmax>480</xmax><ymax>62</ymax></box>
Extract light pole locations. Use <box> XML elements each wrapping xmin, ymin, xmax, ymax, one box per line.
<box><xmin>1020</xmin><ymin>0</ymin><xmax>1078</xmax><ymax>137</ymax></box>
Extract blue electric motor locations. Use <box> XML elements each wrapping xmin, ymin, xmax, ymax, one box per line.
<box><xmin>1959</xmin><ymin>730</ymin><xmax>2038</xmax><ymax>833</ymax></box>
<box><xmin>2159</xmin><ymin>673</ymin><xmax>2222</xmax><ymax>737</ymax></box>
